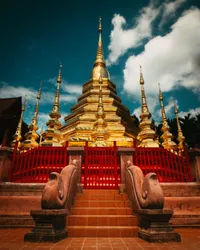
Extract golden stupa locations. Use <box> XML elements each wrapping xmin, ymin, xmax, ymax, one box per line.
<box><xmin>60</xmin><ymin>18</ymin><xmax>139</xmax><ymax>146</ymax></box>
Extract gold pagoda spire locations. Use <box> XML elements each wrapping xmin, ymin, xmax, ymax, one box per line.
<box><xmin>137</xmin><ymin>66</ymin><xmax>159</xmax><ymax>147</ymax></box>
<box><xmin>41</xmin><ymin>63</ymin><xmax>63</xmax><ymax>146</ymax></box>
<box><xmin>159</xmin><ymin>83</ymin><xmax>177</xmax><ymax>151</ymax></box>
<box><xmin>11</xmin><ymin>96</ymin><xmax>27</xmax><ymax>149</ymax></box>
<box><xmin>92</xmin><ymin>77</ymin><xmax>109</xmax><ymax>146</ymax></box>
<box><xmin>174</xmin><ymin>103</ymin><xmax>185</xmax><ymax>151</ymax></box>
<box><xmin>91</xmin><ymin>17</ymin><xmax>110</xmax><ymax>80</ymax></box>
<box><xmin>22</xmin><ymin>82</ymin><xmax>42</xmax><ymax>150</ymax></box>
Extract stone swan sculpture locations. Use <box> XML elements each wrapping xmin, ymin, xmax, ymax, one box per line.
<box><xmin>124</xmin><ymin>160</ymin><xmax>181</xmax><ymax>242</ymax></box>
<box><xmin>41</xmin><ymin>159</ymin><xmax>78</xmax><ymax>211</ymax></box>
<box><xmin>125</xmin><ymin>160</ymin><xmax>164</xmax><ymax>212</ymax></box>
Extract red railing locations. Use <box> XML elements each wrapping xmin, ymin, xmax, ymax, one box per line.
<box><xmin>133</xmin><ymin>147</ymin><xmax>193</xmax><ymax>182</ymax></box>
<box><xmin>81</xmin><ymin>142</ymin><xmax>120</xmax><ymax>189</ymax></box>
<box><xmin>9</xmin><ymin>143</ymin><xmax>69</xmax><ymax>183</ymax></box>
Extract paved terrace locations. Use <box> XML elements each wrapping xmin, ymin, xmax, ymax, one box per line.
<box><xmin>0</xmin><ymin>228</ymin><xmax>200</xmax><ymax>250</ymax></box>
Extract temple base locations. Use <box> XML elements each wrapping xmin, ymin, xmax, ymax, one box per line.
<box><xmin>24</xmin><ymin>209</ymin><xmax>68</xmax><ymax>242</ymax></box>
<box><xmin>137</xmin><ymin>209</ymin><xmax>181</xmax><ymax>243</ymax></box>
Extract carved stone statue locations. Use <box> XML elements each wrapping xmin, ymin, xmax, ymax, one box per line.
<box><xmin>125</xmin><ymin>160</ymin><xmax>164</xmax><ymax>212</ymax></box>
<box><xmin>125</xmin><ymin>160</ymin><xmax>180</xmax><ymax>242</ymax></box>
<box><xmin>25</xmin><ymin>160</ymin><xmax>79</xmax><ymax>242</ymax></box>
<box><xmin>41</xmin><ymin>159</ymin><xmax>78</xmax><ymax>211</ymax></box>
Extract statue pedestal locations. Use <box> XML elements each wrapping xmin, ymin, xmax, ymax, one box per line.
<box><xmin>137</xmin><ymin>209</ymin><xmax>181</xmax><ymax>243</ymax></box>
<box><xmin>24</xmin><ymin>209</ymin><xmax>68</xmax><ymax>242</ymax></box>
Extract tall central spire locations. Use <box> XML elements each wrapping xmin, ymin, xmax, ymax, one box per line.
<box><xmin>90</xmin><ymin>17</ymin><xmax>110</xmax><ymax>80</ymax></box>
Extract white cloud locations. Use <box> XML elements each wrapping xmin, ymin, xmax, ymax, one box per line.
<box><xmin>0</xmin><ymin>82</ymin><xmax>77</xmax><ymax>105</ymax></box>
<box><xmin>163</xmin><ymin>0</ymin><xmax>186</xmax><ymax>19</ymax></box>
<box><xmin>107</xmin><ymin>1</ymin><xmax>160</xmax><ymax>65</ymax></box>
<box><xmin>123</xmin><ymin>8</ymin><xmax>200</xmax><ymax>100</ymax></box>
<box><xmin>61</xmin><ymin>84</ymin><xmax>82</xmax><ymax>95</ymax></box>
<box><xmin>179</xmin><ymin>107</ymin><xmax>200</xmax><ymax>118</ymax></box>
<box><xmin>0</xmin><ymin>83</ymin><xmax>37</xmax><ymax>103</ymax></box>
<box><xmin>159</xmin><ymin>0</ymin><xmax>186</xmax><ymax>28</ymax></box>
<box><xmin>46</xmin><ymin>77</ymin><xmax>82</xmax><ymax>95</ymax></box>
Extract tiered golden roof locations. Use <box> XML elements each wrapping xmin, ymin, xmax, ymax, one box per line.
<box><xmin>11</xmin><ymin>96</ymin><xmax>27</xmax><ymax>149</ymax></box>
<box><xmin>41</xmin><ymin>63</ymin><xmax>63</xmax><ymax>146</ymax></box>
<box><xmin>158</xmin><ymin>84</ymin><xmax>177</xmax><ymax>151</ymax></box>
<box><xmin>174</xmin><ymin>103</ymin><xmax>185</xmax><ymax>151</ymax></box>
<box><xmin>22</xmin><ymin>82</ymin><xmax>42</xmax><ymax>150</ymax></box>
<box><xmin>137</xmin><ymin>66</ymin><xmax>159</xmax><ymax>147</ymax></box>
<box><xmin>60</xmin><ymin>18</ymin><xmax>139</xmax><ymax>146</ymax></box>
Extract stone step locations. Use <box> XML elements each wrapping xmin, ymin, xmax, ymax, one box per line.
<box><xmin>74</xmin><ymin>199</ymin><xmax>129</xmax><ymax>208</ymax></box>
<box><xmin>67</xmin><ymin>215</ymin><xmax>137</xmax><ymax>226</ymax></box>
<box><xmin>71</xmin><ymin>207</ymin><xmax>132</xmax><ymax>215</ymax></box>
<box><xmin>68</xmin><ymin>226</ymin><xmax>138</xmax><ymax>237</ymax></box>
<box><xmin>0</xmin><ymin>214</ymin><xmax>33</xmax><ymax>227</ymax></box>
<box><xmin>75</xmin><ymin>192</ymin><xmax>128</xmax><ymax>201</ymax></box>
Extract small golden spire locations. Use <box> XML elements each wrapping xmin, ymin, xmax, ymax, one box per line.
<box><xmin>91</xmin><ymin>17</ymin><xmax>110</xmax><ymax>80</ymax></box>
<box><xmin>137</xmin><ymin>66</ymin><xmax>159</xmax><ymax>147</ymax></box>
<box><xmin>159</xmin><ymin>84</ymin><xmax>177</xmax><ymax>151</ymax></box>
<box><xmin>91</xmin><ymin>77</ymin><xmax>109</xmax><ymax>146</ymax></box>
<box><xmin>22</xmin><ymin>83</ymin><xmax>42</xmax><ymax>150</ymax></box>
<box><xmin>39</xmin><ymin>126</ymin><xmax>43</xmax><ymax>146</ymax></box>
<box><xmin>52</xmin><ymin>62</ymin><xmax>62</xmax><ymax>114</ymax></box>
<box><xmin>11</xmin><ymin>96</ymin><xmax>27</xmax><ymax>149</ymax></box>
<box><xmin>31</xmin><ymin>81</ymin><xmax>42</xmax><ymax>127</ymax></box>
<box><xmin>174</xmin><ymin>103</ymin><xmax>185</xmax><ymax>151</ymax></box>
<box><xmin>41</xmin><ymin>64</ymin><xmax>63</xmax><ymax>146</ymax></box>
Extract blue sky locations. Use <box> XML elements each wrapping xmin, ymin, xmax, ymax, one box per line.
<box><xmin>0</xmin><ymin>0</ymin><xmax>199</xmax><ymax>131</ymax></box>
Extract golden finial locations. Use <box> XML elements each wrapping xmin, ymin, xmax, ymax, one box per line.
<box><xmin>98</xmin><ymin>16</ymin><xmax>102</xmax><ymax>32</ymax></box>
<box><xmin>158</xmin><ymin>84</ymin><xmax>177</xmax><ymax>151</ymax></box>
<box><xmin>57</xmin><ymin>62</ymin><xmax>62</xmax><ymax>83</ymax></box>
<box><xmin>174</xmin><ymin>102</ymin><xmax>185</xmax><ymax>151</ymax></box>
<box><xmin>140</xmin><ymin>65</ymin><xmax>144</xmax><ymax>85</ymax></box>
<box><xmin>11</xmin><ymin>96</ymin><xmax>27</xmax><ymax>149</ymax></box>
<box><xmin>137</xmin><ymin>66</ymin><xmax>159</xmax><ymax>147</ymax></box>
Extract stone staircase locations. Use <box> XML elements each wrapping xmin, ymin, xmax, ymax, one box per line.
<box><xmin>67</xmin><ymin>189</ymin><xmax>138</xmax><ymax>237</ymax></box>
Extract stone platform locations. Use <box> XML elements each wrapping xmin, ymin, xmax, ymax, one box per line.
<box><xmin>24</xmin><ymin>209</ymin><xmax>68</xmax><ymax>242</ymax></box>
<box><xmin>0</xmin><ymin>182</ymin><xmax>200</xmax><ymax>227</ymax></box>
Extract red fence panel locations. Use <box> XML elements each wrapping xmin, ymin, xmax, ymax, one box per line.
<box><xmin>81</xmin><ymin>142</ymin><xmax>120</xmax><ymax>189</ymax></box>
<box><xmin>133</xmin><ymin>147</ymin><xmax>193</xmax><ymax>182</ymax></box>
<box><xmin>9</xmin><ymin>144</ymin><xmax>69</xmax><ymax>183</ymax></box>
